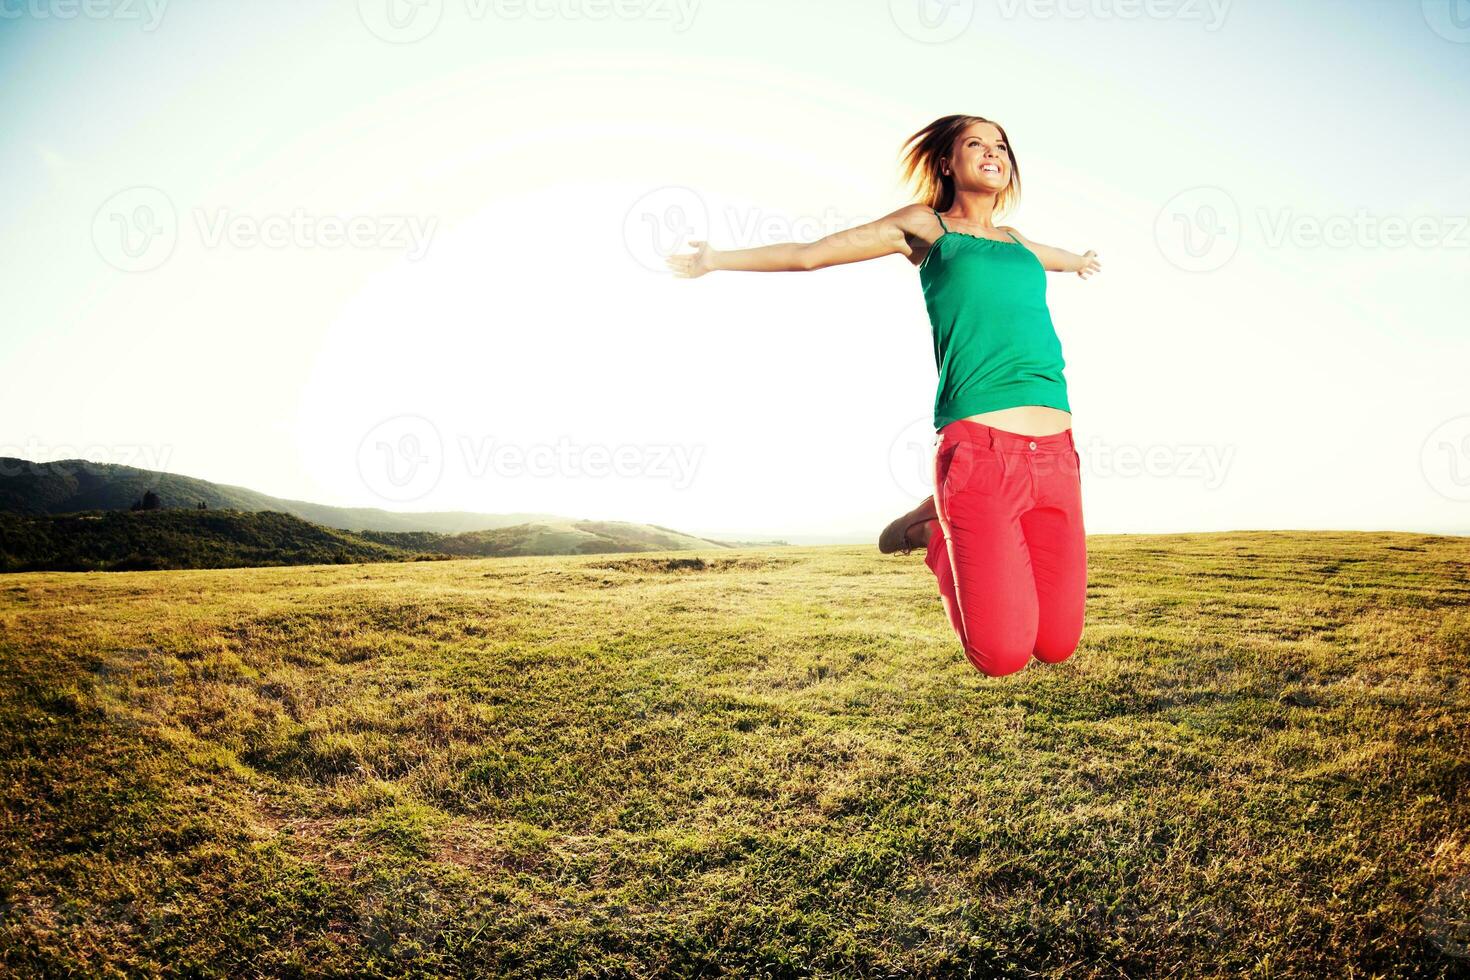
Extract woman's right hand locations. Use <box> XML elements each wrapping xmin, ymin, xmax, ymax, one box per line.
<box><xmin>666</xmin><ymin>240</ymin><xmax>715</xmax><ymax>279</ymax></box>
<box><xmin>666</xmin><ymin>206</ymin><xmax>917</xmax><ymax>275</ymax></box>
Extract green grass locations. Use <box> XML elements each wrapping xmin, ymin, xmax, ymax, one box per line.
<box><xmin>1</xmin><ymin>530</ymin><xmax>1467</xmax><ymax>978</ymax></box>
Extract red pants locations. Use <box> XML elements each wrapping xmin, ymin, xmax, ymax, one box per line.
<box><xmin>922</xmin><ymin>419</ymin><xmax>1088</xmax><ymax>676</ymax></box>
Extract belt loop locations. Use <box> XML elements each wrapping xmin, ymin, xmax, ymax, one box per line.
<box><xmin>985</xmin><ymin>426</ymin><xmax>996</xmax><ymax>450</ymax></box>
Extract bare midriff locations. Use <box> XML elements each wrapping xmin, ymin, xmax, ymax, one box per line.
<box><xmin>958</xmin><ymin>406</ymin><xmax>1073</xmax><ymax>437</ymax></box>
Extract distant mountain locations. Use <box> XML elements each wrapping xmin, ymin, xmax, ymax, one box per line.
<box><xmin>0</xmin><ymin>457</ymin><xmax>746</xmax><ymax>571</ymax></box>
<box><xmin>0</xmin><ymin>509</ymin><xmax>738</xmax><ymax>573</ymax></box>
<box><xmin>358</xmin><ymin>519</ymin><xmax>731</xmax><ymax>557</ymax></box>
<box><xmin>0</xmin><ymin>509</ymin><xmax>429</xmax><ymax>572</ymax></box>
<box><xmin>0</xmin><ymin>457</ymin><xmax>566</xmax><ymax>533</ymax></box>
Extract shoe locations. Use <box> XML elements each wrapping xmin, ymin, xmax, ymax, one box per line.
<box><xmin>879</xmin><ymin>518</ymin><xmax>930</xmax><ymax>556</ymax></box>
<box><xmin>879</xmin><ymin>498</ymin><xmax>937</xmax><ymax>555</ymax></box>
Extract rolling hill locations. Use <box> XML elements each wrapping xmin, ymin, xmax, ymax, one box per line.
<box><xmin>0</xmin><ymin>509</ymin><xmax>433</xmax><ymax>572</ymax></box>
<box><xmin>0</xmin><ymin>509</ymin><xmax>740</xmax><ymax>573</ymax></box>
<box><xmin>0</xmin><ymin>457</ymin><xmax>564</xmax><ymax>534</ymax></box>
<box><xmin>0</xmin><ymin>457</ymin><xmax>761</xmax><ymax>570</ymax></box>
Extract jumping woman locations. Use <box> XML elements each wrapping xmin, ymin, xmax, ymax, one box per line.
<box><xmin>666</xmin><ymin>114</ymin><xmax>1102</xmax><ymax>677</ymax></box>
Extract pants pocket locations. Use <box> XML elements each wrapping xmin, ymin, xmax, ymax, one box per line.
<box><xmin>941</xmin><ymin>441</ymin><xmax>1006</xmax><ymax>496</ymax></box>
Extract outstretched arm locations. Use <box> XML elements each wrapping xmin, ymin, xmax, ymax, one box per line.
<box><xmin>1002</xmin><ymin>226</ymin><xmax>1101</xmax><ymax>279</ymax></box>
<box><xmin>667</xmin><ymin>205</ymin><xmax>927</xmax><ymax>278</ymax></box>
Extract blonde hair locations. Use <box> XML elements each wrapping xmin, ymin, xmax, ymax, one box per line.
<box><xmin>899</xmin><ymin>114</ymin><xmax>1022</xmax><ymax>219</ymax></box>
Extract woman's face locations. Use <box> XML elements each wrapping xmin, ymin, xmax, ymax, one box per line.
<box><xmin>946</xmin><ymin>123</ymin><xmax>1012</xmax><ymax>191</ymax></box>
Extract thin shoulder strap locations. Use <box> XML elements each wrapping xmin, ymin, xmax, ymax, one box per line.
<box><xmin>933</xmin><ymin>208</ymin><xmax>950</xmax><ymax>233</ymax></box>
<box><xmin>1004</xmin><ymin>229</ymin><xmax>1022</xmax><ymax>245</ymax></box>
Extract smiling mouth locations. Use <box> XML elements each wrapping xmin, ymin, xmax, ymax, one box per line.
<box><xmin>981</xmin><ymin>163</ymin><xmax>1002</xmax><ymax>174</ymax></box>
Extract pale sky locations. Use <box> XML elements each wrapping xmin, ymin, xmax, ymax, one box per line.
<box><xmin>3</xmin><ymin>0</ymin><xmax>1468</xmax><ymax>542</ymax></box>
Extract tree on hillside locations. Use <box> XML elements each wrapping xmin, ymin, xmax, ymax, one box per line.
<box><xmin>130</xmin><ymin>490</ymin><xmax>162</xmax><ymax>511</ymax></box>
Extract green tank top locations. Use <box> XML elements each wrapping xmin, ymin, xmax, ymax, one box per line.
<box><xmin>919</xmin><ymin>208</ymin><xmax>1071</xmax><ymax>430</ymax></box>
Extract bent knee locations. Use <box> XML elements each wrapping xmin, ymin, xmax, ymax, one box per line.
<box><xmin>1033</xmin><ymin>631</ymin><xmax>1082</xmax><ymax>664</ymax></box>
<box><xmin>1033</xmin><ymin>643</ymin><xmax>1078</xmax><ymax>664</ymax></box>
<box><xmin>961</xmin><ymin>642</ymin><xmax>1031</xmax><ymax>678</ymax></box>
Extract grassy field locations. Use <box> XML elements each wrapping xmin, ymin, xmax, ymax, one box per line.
<box><xmin>1</xmin><ymin>531</ymin><xmax>1467</xmax><ymax>978</ymax></box>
